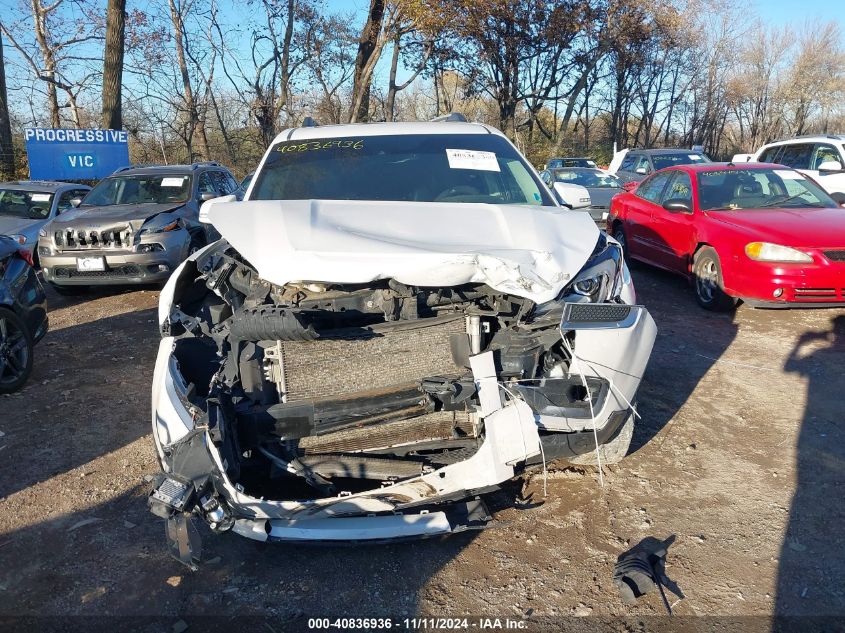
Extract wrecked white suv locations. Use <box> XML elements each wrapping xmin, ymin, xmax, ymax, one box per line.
<box><xmin>149</xmin><ymin>118</ymin><xmax>656</xmax><ymax>565</ymax></box>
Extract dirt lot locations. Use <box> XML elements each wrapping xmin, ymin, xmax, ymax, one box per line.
<box><xmin>0</xmin><ymin>266</ymin><xmax>843</xmax><ymax>631</ymax></box>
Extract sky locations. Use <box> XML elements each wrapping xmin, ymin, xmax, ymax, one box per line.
<box><xmin>753</xmin><ymin>0</ymin><xmax>843</xmax><ymax>27</ymax></box>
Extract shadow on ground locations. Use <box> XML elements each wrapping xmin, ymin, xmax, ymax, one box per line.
<box><xmin>0</xmin><ymin>306</ymin><xmax>159</xmax><ymax>498</ymax></box>
<box><xmin>624</xmin><ymin>264</ymin><xmax>738</xmax><ymax>457</ymax></box>
<box><xmin>777</xmin><ymin>315</ymin><xmax>845</xmax><ymax>615</ymax></box>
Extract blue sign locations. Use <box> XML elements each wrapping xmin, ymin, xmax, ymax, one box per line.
<box><xmin>24</xmin><ymin>128</ymin><xmax>130</xmax><ymax>180</ymax></box>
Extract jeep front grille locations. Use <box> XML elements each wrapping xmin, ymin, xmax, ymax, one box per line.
<box><xmin>54</xmin><ymin>226</ymin><xmax>133</xmax><ymax>250</ymax></box>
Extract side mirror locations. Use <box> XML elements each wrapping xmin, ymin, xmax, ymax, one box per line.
<box><xmin>663</xmin><ymin>198</ymin><xmax>693</xmax><ymax>214</ymax></box>
<box><xmin>199</xmin><ymin>193</ymin><xmax>237</xmax><ymax>224</ymax></box>
<box><xmin>818</xmin><ymin>160</ymin><xmax>843</xmax><ymax>173</ymax></box>
<box><xmin>553</xmin><ymin>182</ymin><xmax>591</xmax><ymax>210</ymax></box>
<box><xmin>830</xmin><ymin>192</ymin><xmax>845</xmax><ymax>207</ymax></box>
<box><xmin>70</xmin><ymin>198</ymin><xmax>82</xmax><ymax>208</ymax></box>
<box><xmin>199</xmin><ymin>191</ymin><xmax>218</xmax><ymax>202</ymax></box>
<box><xmin>635</xmin><ymin>167</ymin><xmax>648</xmax><ymax>175</ymax></box>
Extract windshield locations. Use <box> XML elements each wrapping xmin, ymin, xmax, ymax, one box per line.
<box><xmin>82</xmin><ymin>174</ymin><xmax>192</xmax><ymax>206</ymax></box>
<box><xmin>553</xmin><ymin>169</ymin><xmax>621</xmax><ymax>188</ymax></box>
<box><xmin>0</xmin><ymin>189</ymin><xmax>54</xmax><ymax>220</ymax></box>
<box><xmin>697</xmin><ymin>168</ymin><xmax>837</xmax><ymax>210</ymax></box>
<box><xmin>652</xmin><ymin>153</ymin><xmax>710</xmax><ymax>170</ymax></box>
<box><xmin>253</xmin><ymin>134</ymin><xmax>555</xmax><ymax>206</ymax></box>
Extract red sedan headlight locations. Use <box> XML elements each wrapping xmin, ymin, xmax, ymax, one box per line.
<box><xmin>745</xmin><ymin>242</ymin><xmax>813</xmax><ymax>263</ymax></box>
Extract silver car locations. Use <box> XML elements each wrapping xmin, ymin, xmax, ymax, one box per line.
<box><xmin>37</xmin><ymin>163</ymin><xmax>239</xmax><ymax>293</ymax></box>
<box><xmin>0</xmin><ymin>181</ymin><xmax>91</xmax><ymax>263</ymax></box>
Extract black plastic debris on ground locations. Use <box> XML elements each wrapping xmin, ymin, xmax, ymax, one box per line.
<box><xmin>613</xmin><ymin>535</ymin><xmax>685</xmax><ymax>613</ymax></box>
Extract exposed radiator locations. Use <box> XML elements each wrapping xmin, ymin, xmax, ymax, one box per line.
<box><xmin>269</xmin><ymin>316</ymin><xmax>466</xmax><ymax>403</ymax></box>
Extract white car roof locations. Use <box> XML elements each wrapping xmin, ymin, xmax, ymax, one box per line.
<box><xmin>762</xmin><ymin>135</ymin><xmax>845</xmax><ymax>146</ymax></box>
<box><xmin>272</xmin><ymin>121</ymin><xmax>504</xmax><ymax>145</ymax></box>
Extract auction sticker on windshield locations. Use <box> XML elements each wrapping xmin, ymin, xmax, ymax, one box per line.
<box><xmin>446</xmin><ymin>149</ymin><xmax>500</xmax><ymax>172</ymax></box>
<box><xmin>161</xmin><ymin>177</ymin><xmax>187</xmax><ymax>187</ymax></box>
<box><xmin>31</xmin><ymin>193</ymin><xmax>51</xmax><ymax>202</ymax></box>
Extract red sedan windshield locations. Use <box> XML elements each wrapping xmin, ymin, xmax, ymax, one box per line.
<box><xmin>697</xmin><ymin>168</ymin><xmax>837</xmax><ymax>211</ymax></box>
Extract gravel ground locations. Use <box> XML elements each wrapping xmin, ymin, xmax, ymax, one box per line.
<box><xmin>0</xmin><ymin>267</ymin><xmax>843</xmax><ymax>632</ymax></box>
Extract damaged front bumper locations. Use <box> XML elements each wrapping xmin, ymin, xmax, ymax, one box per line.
<box><xmin>149</xmin><ymin>300</ymin><xmax>656</xmax><ymax>563</ymax></box>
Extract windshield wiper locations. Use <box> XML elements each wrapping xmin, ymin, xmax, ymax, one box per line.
<box><xmin>759</xmin><ymin>193</ymin><xmax>808</xmax><ymax>208</ymax></box>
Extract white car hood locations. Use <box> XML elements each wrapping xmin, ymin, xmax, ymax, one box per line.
<box><xmin>208</xmin><ymin>199</ymin><xmax>600</xmax><ymax>304</ymax></box>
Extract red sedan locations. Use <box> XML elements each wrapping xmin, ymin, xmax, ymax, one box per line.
<box><xmin>608</xmin><ymin>163</ymin><xmax>845</xmax><ymax>310</ymax></box>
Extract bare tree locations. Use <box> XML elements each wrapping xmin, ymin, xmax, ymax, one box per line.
<box><xmin>1</xmin><ymin>0</ymin><xmax>102</xmax><ymax>127</ymax></box>
<box><xmin>168</xmin><ymin>0</ymin><xmax>211</xmax><ymax>160</ymax></box>
<box><xmin>385</xmin><ymin>27</ymin><xmax>433</xmax><ymax>122</ymax></box>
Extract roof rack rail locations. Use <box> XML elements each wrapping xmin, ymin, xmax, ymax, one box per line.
<box><xmin>111</xmin><ymin>163</ymin><xmax>158</xmax><ymax>174</ymax></box>
<box><xmin>431</xmin><ymin>112</ymin><xmax>467</xmax><ymax>123</ymax></box>
<box><xmin>301</xmin><ymin>116</ymin><xmax>319</xmax><ymax>127</ymax></box>
<box><xmin>191</xmin><ymin>161</ymin><xmax>222</xmax><ymax>169</ymax></box>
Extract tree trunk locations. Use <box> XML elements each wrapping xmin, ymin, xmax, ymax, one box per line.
<box><xmin>385</xmin><ymin>36</ymin><xmax>400</xmax><ymax>122</ymax></box>
<box><xmin>101</xmin><ymin>0</ymin><xmax>126</xmax><ymax>130</ymax></box>
<box><xmin>0</xmin><ymin>32</ymin><xmax>15</xmax><ymax>179</ymax></box>
<box><xmin>350</xmin><ymin>0</ymin><xmax>385</xmax><ymax>123</ymax></box>
<box><xmin>30</xmin><ymin>0</ymin><xmax>60</xmax><ymax>126</ymax></box>
<box><xmin>169</xmin><ymin>0</ymin><xmax>209</xmax><ymax>160</ymax></box>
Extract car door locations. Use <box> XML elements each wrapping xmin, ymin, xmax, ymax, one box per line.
<box><xmin>623</xmin><ymin>170</ymin><xmax>673</xmax><ymax>261</ymax></box>
<box><xmin>808</xmin><ymin>143</ymin><xmax>845</xmax><ymax>195</ymax></box>
<box><xmin>645</xmin><ymin>170</ymin><xmax>697</xmax><ymax>273</ymax></box>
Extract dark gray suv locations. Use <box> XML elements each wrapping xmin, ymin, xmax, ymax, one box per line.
<box><xmin>37</xmin><ymin>162</ymin><xmax>238</xmax><ymax>291</ymax></box>
<box><xmin>615</xmin><ymin>149</ymin><xmax>710</xmax><ymax>183</ymax></box>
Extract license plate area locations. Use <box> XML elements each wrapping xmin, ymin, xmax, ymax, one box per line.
<box><xmin>76</xmin><ymin>256</ymin><xmax>106</xmax><ymax>272</ymax></box>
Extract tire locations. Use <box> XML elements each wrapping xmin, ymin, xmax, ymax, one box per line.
<box><xmin>0</xmin><ymin>306</ymin><xmax>35</xmax><ymax>394</ymax></box>
<box><xmin>49</xmin><ymin>282</ymin><xmax>88</xmax><ymax>296</ymax></box>
<box><xmin>567</xmin><ymin>412</ymin><xmax>634</xmax><ymax>466</ymax></box>
<box><xmin>692</xmin><ymin>247</ymin><xmax>736</xmax><ymax>312</ymax></box>
<box><xmin>187</xmin><ymin>233</ymin><xmax>205</xmax><ymax>256</ymax></box>
<box><xmin>612</xmin><ymin>223</ymin><xmax>628</xmax><ymax>258</ymax></box>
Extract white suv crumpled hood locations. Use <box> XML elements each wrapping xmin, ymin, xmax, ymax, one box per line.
<box><xmin>208</xmin><ymin>199</ymin><xmax>599</xmax><ymax>304</ymax></box>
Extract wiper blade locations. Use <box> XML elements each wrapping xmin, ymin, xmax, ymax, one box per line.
<box><xmin>759</xmin><ymin>193</ymin><xmax>807</xmax><ymax>208</ymax></box>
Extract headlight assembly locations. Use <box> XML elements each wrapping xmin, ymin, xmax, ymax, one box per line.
<box><xmin>137</xmin><ymin>219</ymin><xmax>183</xmax><ymax>240</ymax></box>
<box><xmin>745</xmin><ymin>242</ymin><xmax>812</xmax><ymax>263</ymax></box>
<box><xmin>532</xmin><ymin>234</ymin><xmax>623</xmax><ymax>318</ymax></box>
<box><xmin>9</xmin><ymin>234</ymin><xmax>27</xmax><ymax>245</ymax></box>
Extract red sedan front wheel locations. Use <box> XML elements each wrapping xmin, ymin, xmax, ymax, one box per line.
<box><xmin>693</xmin><ymin>247</ymin><xmax>737</xmax><ymax>312</ymax></box>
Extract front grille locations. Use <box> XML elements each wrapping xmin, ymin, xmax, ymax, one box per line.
<box><xmin>790</xmin><ymin>287</ymin><xmax>845</xmax><ymax>302</ymax></box>
<box><xmin>53</xmin><ymin>264</ymin><xmax>143</xmax><ymax>279</ymax></box>
<box><xmin>54</xmin><ymin>225</ymin><xmax>132</xmax><ymax>250</ymax></box>
<box><xmin>566</xmin><ymin>303</ymin><xmax>632</xmax><ymax>323</ymax></box>
<box><xmin>278</xmin><ymin>317</ymin><xmax>465</xmax><ymax>403</ymax></box>
<box><xmin>823</xmin><ymin>250</ymin><xmax>845</xmax><ymax>262</ymax></box>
